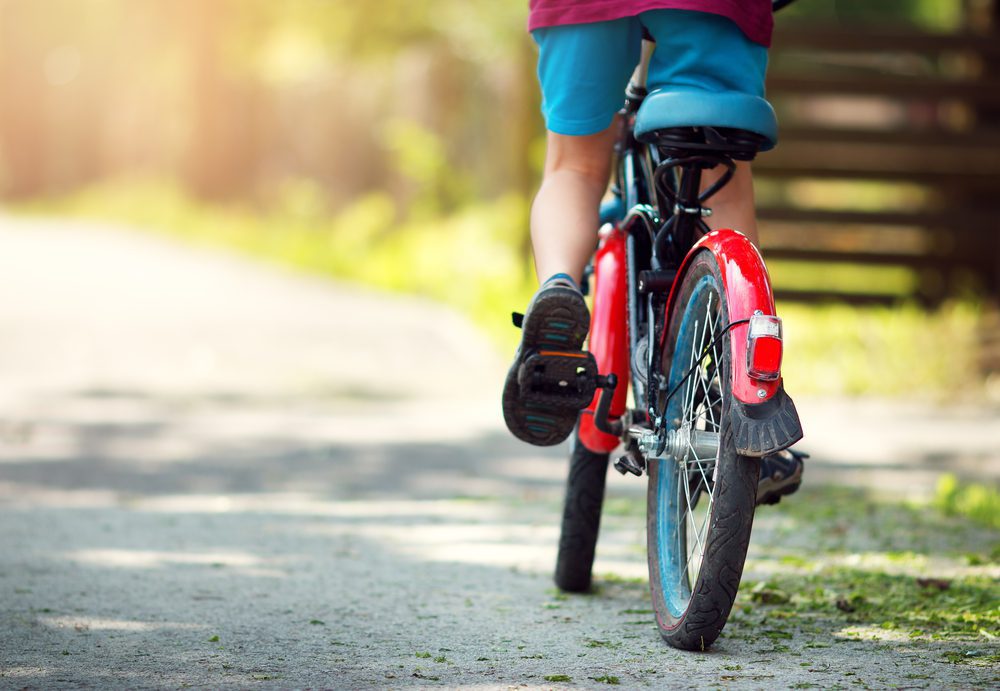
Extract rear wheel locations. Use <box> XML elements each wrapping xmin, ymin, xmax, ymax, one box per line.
<box><xmin>646</xmin><ymin>251</ymin><xmax>759</xmax><ymax>650</ymax></box>
<box><xmin>555</xmin><ymin>427</ymin><xmax>610</xmax><ymax>592</ymax></box>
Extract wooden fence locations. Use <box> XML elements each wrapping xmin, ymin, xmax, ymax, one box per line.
<box><xmin>758</xmin><ymin>18</ymin><xmax>1000</xmax><ymax>305</ymax></box>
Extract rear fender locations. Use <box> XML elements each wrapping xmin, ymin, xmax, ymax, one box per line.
<box><xmin>663</xmin><ymin>229</ymin><xmax>802</xmax><ymax>456</ymax></box>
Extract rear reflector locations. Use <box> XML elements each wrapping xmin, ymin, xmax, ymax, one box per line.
<box><xmin>747</xmin><ymin>313</ymin><xmax>782</xmax><ymax>381</ymax></box>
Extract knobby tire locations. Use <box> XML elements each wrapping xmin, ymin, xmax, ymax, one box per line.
<box><xmin>646</xmin><ymin>250</ymin><xmax>759</xmax><ymax>650</ymax></box>
<box><xmin>554</xmin><ymin>428</ymin><xmax>610</xmax><ymax>593</ymax></box>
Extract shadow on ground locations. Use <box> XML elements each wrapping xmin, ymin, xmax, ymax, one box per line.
<box><xmin>2</xmin><ymin>390</ymin><xmax>997</xmax><ymax>689</ymax></box>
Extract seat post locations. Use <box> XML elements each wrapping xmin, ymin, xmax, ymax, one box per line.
<box><xmin>673</xmin><ymin>163</ymin><xmax>705</xmax><ymax>257</ymax></box>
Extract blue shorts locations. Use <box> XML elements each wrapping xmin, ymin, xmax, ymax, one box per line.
<box><xmin>533</xmin><ymin>10</ymin><xmax>768</xmax><ymax>136</ymax></box>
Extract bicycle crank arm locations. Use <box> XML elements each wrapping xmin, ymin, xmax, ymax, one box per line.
<box><xmin>592</xmin><ymin>373</ymin><xmax>624</xmax><ymax>437</ymax></box>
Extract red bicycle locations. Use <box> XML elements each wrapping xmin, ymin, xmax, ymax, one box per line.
<box><xmin>551</xmin><ymin>41</ymin><xmax>803</xmax><ymax>650</ymax></box>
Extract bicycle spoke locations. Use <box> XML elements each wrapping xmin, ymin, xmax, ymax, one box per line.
<box><xmin>695</xmin><ymin>299</ymin><xmax>722</xmax><ymax>431</ymax></box>
<box><xmin>682</xmin><ymin>318</ymin><xmax>701</xmax><ymax>423</ymax></box>
<box><xmin>678</xmin><ymin>454</ymin><xmax>702</xmax><ymax>557</ymax></box>
<box><xmin>677</xmin><ymin>291</ymin><xmax>726</xmax><ymax>583</ymax></box>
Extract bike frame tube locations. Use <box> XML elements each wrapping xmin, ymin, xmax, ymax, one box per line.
<box><xmin>661</xmin><ymin>229</ymin><xmax>781</xmax><ymax>405</ymax></box>
<box><xmin>579</xmin><ymin>224</ymin><xmax>631</xmax><ymax>453</ymax></box>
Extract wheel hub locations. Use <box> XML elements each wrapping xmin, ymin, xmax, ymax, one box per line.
<box><xmin>637</xmin><ymin>424</ymin><xmax>720</xmax><ymax>463</ymax></box>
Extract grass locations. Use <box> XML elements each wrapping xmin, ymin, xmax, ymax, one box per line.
<box><xmin>17</xmin><ymin>178</ymin><xmax>536</xmax><ymax>349</ymax></box>
<box><xmin>594</xmin><ymin>483</ymin><xmax>999</xmax><ymax>658</ymax></box>
<box><xmin>738</xmin><ymin>570</ymin><xmax>998</xmax><ymax>642</ymax></box>
<box><xmin>590</xmin><ymin>674</ymin><xmax>620</xmax><ymax>684</ymax></box>
<box><xmin>731</xmin><ymin>485</ymin><xmax>1000</xmax><ymax>656</ymax></box>
<box><xmin>778</xmin><ymin>299</ymin><xmax>984</xmax><ymax>399</ymax></box>
<box><xmin>935</xmin><ymin>474</ymin><xmax>1000</xmax><ymax>530</ymax></box>
<box><xmin>15</xmin><ymin>177</ymin><xmax>990</xmax><ymax>399</ymax></box>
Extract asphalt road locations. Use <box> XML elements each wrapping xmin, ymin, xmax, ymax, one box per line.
<box><xmin>1</xmin><ymin>216</ymin><xmax>996</xmax><ymax>689</ymax></box>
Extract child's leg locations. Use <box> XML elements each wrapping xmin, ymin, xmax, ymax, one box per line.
<box><xmin>529</xmin><ymin>20</ymin><xmax>641</xmax><ymax>285</ymax></box>
<box><xmin>702</xmin><ymin>161</ymin><xmax>758</xmax><ymax>245</ymax></box>
<box><xmin>531</xmin><ymin>126</ymin><xmax>617</xmax><ymax>285</ymax></box>
<box><xmin>504</xmin><ymin>21</ymin><xmax>637</xmax><ymax>446</ymax></box>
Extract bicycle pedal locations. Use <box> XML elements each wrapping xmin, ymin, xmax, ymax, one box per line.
<box><xmin>614</xmin><ymin>443</ymin><xmax>646</xmax><ymax>476</ymax></box>
<box><xmin>614</xmin><ymin>454</ymin><xmax>644</xmax><ymax>476</ymax></box>
<box><xmin>517</xmin><ymin>350</ymin><xmax>598</xmax><ymax>409</ymax></box>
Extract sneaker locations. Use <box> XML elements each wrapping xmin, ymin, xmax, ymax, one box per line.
<box><xmin>756</xmin><ymin>449</ymin><xmax>805</xmax><ymax>506</ymax></box>
<box><xmin>502</xmin><ymin>274</ymin><xmax>591</xmax><ymax>446</ymax></box>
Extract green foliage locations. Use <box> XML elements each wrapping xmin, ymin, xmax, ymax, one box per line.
<box><xmin>212</xmin><ymin>0</ymin><xmax>526</xmax><ymax>67</ymax></box>
<box><xmin>935</xmin><ymin>474</ymin><xmax>1000</xmax><ymax>530</ymax></box>
<box><xmin>778</xmin><ymin>300</ymin><xmax>981</xmax><ymax>398</ymax></box>
<box><xmin>380</xmin><ymin>118</ymin><xmax>470</xmax><ymax>218</ymax></box>
<box><xmin>28</xmin><ymin>178</ymin><xmax>534</xmax><ymax>349</ymax></box>
<box><xmin>23</xmin><ymin>178</ymin><xmax>986</xmax><ymax>400</ymax></box>
<box><xmin>779</xmin><ymin>0</ymin><xmax>964</xmax><ymax>30</ymax></box>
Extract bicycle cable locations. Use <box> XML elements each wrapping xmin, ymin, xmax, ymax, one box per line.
<box><xmin>651</xmin><ymin>154</ymin><xmax>735</xmax><ymax>265</ymax></box>
<box><xmin>654</xmin><ymin>317</ymin><xmax>750</xmax><ymax>423</ymax></box>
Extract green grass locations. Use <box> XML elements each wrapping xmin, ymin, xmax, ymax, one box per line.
<box><xmin>590</xmin><ymin>674</ymin><xmax>620</xmax><ymax>684</ymax></box>
<box><xmin>543</xmin><ymin>674</ymin><xmax>572</xmax><ymax>682</ymax></box>
<box><xmin>18</xmin><ymin>178</ymin><xmax>988</xmax><ymax>399</ymax></box>
<box><xmin>935</xmin><ymin>474</ymin><xmax>1000</xmax><ymax>531</ymax></box>
<box><xmin>733</xmin><ymin>485</ymin><xmax>1000</xmax><ymax>652</ymax></box>
<box><xmin>778</xmin><ymin>300</ymin><xmax>983</xmax><ymax>398</ymax></box>
<box><xmin>19</xmin><ymin>178</ymin><xmax>536</xmax><ymax>349</ymax></box>
<box><xmin>738</xmin><ymin>570</ymin><xmax>998</xmax><ymax>641</ymax></box>
<box><xmin>599</xmin><ymin>483</ymin><xmax>999</xmax><ymax>649</ymax></box>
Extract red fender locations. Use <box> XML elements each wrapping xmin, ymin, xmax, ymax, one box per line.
<box><xmin>662</xmin><ymin>229</ymin><xmax>782</xmax><ymax>405</ymax></box>
<box><xmin>579</xmin><ymin>225</ymin><xmax>630</xmax><ymax>453</ymax></box>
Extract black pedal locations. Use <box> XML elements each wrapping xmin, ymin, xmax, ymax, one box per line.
<box><xmin>517</xmin><ymin>350</ymin><xmax>599</xmax><ymax>410</ymax></box>
<box><xmin>614</xmin><ymin>444</ymin><xmax>646</xmax><ymax>476</ymax></box>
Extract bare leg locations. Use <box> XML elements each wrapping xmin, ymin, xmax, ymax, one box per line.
<box><xmin>701</xmin><ymin>160</ymin><xmax>758</xmax><ymax>246</ymax></box>
<box><xmin>530</xmin><ymin>126</ymin><xmax>618</xmax><ymax>285</ymax></box>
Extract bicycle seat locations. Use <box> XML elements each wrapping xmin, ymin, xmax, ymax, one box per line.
<box><xmin>634</xmin><ymin>89</ymin><xmax>778</xmax><ymax>152</ymax></box>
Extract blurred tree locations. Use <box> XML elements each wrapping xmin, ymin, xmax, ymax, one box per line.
<box><xmin>5</xmin><ymin>0</ymin><xmax>976</xmax><ymax>218</ymax></box>
<box><xmin>175</xmin><ymin>0</ymin><xmax>261</xmax><ymax>199</ymax></box>
<box><xmin>0</xmin><ymin>0</ymin><xmax>536</xmax><ymax>207</ymax></box>
<box><xmin>0</xmin><ymin>0</ymin><xmax>47</xmax><ymax>196</ymax></box>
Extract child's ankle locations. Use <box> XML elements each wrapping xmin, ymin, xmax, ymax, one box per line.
<box><xmin>542</xmin><ymin>272</ymin><xmax>580</xmax><ymax>291</ymax></box>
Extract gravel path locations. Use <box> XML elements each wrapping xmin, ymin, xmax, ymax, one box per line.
<box><xmin>1</xmin><ymin>216</ymin><xmax>996</xmax><ymax>689</ymax></box>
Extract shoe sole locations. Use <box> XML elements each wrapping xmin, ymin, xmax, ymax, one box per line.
<box><xmin>755</xmin><ymin>459</ymin><xmax>804</xmax><ymax>506</ymax></box>
<box><xmin>502</xmin><ymin>286</ymin><xmax>590</xmax><ymax>446</ymax></box>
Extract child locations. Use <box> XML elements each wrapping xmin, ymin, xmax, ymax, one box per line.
<box><xmin>503</xmin><ymin>2</ymin><xmax>802</xmax><ymax>504</ymax></box>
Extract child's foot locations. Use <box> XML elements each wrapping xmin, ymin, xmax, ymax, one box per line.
<box><xmin>502</xmin><ymin>274</ymin><xmax>591</xmax><ymax>446</ymax></box>
<box><xmin>755</xmin><ymin>449</ymin><xmax>806</xmax><ymax>505</ymax></box>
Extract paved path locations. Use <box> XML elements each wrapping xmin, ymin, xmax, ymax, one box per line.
<box><xmin>0</xmin><ymin>216</ymin><xmax>996</xmax><ymax>689</ymax></box>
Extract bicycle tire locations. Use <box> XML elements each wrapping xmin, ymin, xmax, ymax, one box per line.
<box><xmin>554</xmin><ymin>428</ymin><xmax>610</xmax><ymax>593</ymax></box>
<box><xmin>646</xmin><ymin>250</ymin><xmax>760</xmax><ymax>650</ymax></box>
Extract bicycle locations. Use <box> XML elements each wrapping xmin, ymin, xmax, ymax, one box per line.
<box><xmin>543</xmin><ymin>25</ymin><xmax>804</xmax><ymax>651</ymax></box>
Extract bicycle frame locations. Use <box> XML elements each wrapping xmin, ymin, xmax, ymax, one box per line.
<box><xmin>578</xmin><ymin>46</ymin><xmax>802</xmax><ymax>459</ymax></box>
<box><xmin>558</xmin><ymin>0</ymin><xmax>805</xmax><ymax>650</ymax></box>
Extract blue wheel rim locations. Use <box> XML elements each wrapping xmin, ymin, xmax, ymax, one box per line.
<box><xmin>655</xmin><ymin>273</ymin><xmax>723</xmax><ymax>619</ymax></box>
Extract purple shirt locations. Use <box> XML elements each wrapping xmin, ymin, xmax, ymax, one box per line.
<box><xmin>528</xmin><ymin>0</ymin><xmax>773</xmax><ymax>47</ymax></box>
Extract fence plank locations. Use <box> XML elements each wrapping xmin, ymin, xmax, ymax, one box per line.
<box><xmin>761</xmin><ymin>17</ymin><xmax>1000</xmax><ymax>303</ymax></box>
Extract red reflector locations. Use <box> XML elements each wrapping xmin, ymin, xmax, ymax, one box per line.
<box><xmin>748</xmin><ymin>337</ymin><xmax>782</xmax><ymax>380</ymax></box>
<box><xmin>746</xmin><ymin>313</ymin><xmax>783</xmax><ymax>381</ymax></box>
